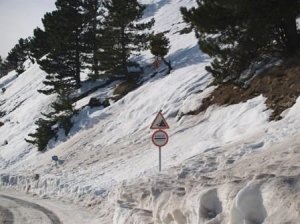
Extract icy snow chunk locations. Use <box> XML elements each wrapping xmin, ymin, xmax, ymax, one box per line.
<box><xmin>199</xmin><ymin>188</ymin><xmax>222</xmax><ymax>220</ymax></box>
<box><xmin>230</xmin><ymin>182</ymin><xmax>267</xmax><ymax>224</ymax></box>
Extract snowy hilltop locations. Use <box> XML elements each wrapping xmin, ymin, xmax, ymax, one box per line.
<box><xmin>0</xmin><ymin>0</ymin><xmax>300</xmax><ymax>223</ymax></box>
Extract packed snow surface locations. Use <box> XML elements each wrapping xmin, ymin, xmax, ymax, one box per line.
<box><xmin>0</xmin><ymin>0</ymin><xmax>299</xmax><ymax>223</ymax></box>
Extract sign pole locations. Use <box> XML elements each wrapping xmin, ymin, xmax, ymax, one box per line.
<box><xmin>159</xmin><ymin>147</ymin><xmax>161</xmax><ymax>172</ymax></box>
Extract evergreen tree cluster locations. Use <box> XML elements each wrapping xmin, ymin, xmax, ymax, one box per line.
<box><xmin>25</xmin><ymin>0</ymin><xmax>155</xmax><ymax>151</ymax></box>
<box><xmin>181</xmin><ymin>0</ymin><xmax>300</xmax><ymax>83</ymax></box>
<box><xmin>0</xmin><ymin>38</ymin><xmax>33</xmax><ymax>76</ymax></box>
<box><xmin>0</xmin><ymin>56</ymin><xmax>4</xmax><ymax>78</ymax></box>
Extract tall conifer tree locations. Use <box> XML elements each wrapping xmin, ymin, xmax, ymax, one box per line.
<box><xmin>150</xmin><ymin>33</ymin><xmax>172</xmax><ymax>74</ymax></box>
<box><xmin>39</xmin><ymin>0</ymin><xmax>84</xmax><ymax>91</ymax></box>
<box><xmin>81</xmin><ymin>0</ymin><xmax>104</xmax><ymax>79</ymax></box>
<box><xmin>100</xmin><ymin>0</ymin><xmax>154</xmax><ymax>77</ymax></box>
<box><xmin>27</xmin><ymin>0</ymin><xmax>84</xmax><ymax>151</ymax></box>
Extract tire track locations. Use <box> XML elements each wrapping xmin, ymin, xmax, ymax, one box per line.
<box><xmin>0</xmin><ymin>195</ymin><xmax>62</xmax><ymax>224</ymax></box>
<box><xmin>0</xmin><ymin>205</ymin><xmax>14</xmax><ymax>224</ymax></box>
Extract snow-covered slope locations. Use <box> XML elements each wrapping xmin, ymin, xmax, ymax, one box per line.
<box><xmin>0</xmin><ymin>0</ymin><xmax>299</xmax><ymax>223</ymax></box>
<box><xmin>0</xmin><ymin>61</ymin><xmax>55</xmax><ymax>168</ymax></box>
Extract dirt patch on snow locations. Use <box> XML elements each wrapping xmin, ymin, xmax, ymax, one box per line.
<box><xmin>186</xmin><ymin>59</ymin><xmax>300</xmax><ymax>120</ymax></box>
<box><xmin>112</xmin><ymin>81</ymin><xmax>139</xmax><ymax>101</ymax></box>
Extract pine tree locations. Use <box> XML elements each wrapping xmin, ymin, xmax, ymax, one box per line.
<box><xmin>0</xmin><ymin>56</ymin><xmax>3</xmax><ymax>77</ymax></box>
<box><xmin>100</xmin><ymin>0</ymin><xmax>154</xmax><ymax>77</ymax></box>
<box><xmin>50</xmin><ymin>93</ymin><xmax>75</xmax><ymax>135</ymax></box>
<box><xmin>181</xmin><ymin>0</ymin><xmax>300</xmax><ymax>83</ymax></box>
<box><xmin>0</xmin><ymin>56</ymin><xmax>7</xmax><ymax>78</ymax></box>
<box><xmin>27</xmin><ymin>86</ymin><xmax>75</xmax><ymax>151</ymax></box>
<box><xmin>81</xmin><ymin>0</ymin><xmax>104</xmax><ymax>79</ymax></box>
<box><xmin>25</xmin><ymin>115</ymin><xmax>56</xmax><ymax>151</ymax></box>
<box><xmin>6</xmin><ymin>38</ymin><xmax>32</xmax><ymax>74</ymax></box>
<box><xmin>30</xmin><ymin>27</ymin><xmax>50</xmax><ymax>60</ymax></box>
<box><xmin>0</xmin><ymin>58</ymin><xmax>10</xmax><ymax>78</ymax></box>
<box><xmin>39</xmin><ymin>0</ymin><xmax>84</xmax><ymax>90</ymax></box>
<box><xmin>27</xmin><ymin>0</ymin><xmax>84</xmax><ymax>151</ymax></box>
<box><xmin>150</xmin><ymin>33</ymin><xmax>172</xmax><ymax>74</ymax></box>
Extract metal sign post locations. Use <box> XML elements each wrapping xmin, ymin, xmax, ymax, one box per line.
<box><xmin>150</xmin><ymin>111</ymin><xmax>169</xmax><ymax>172</ymax></box>
<box><xmin>159</xmin><ymin>147</ymin><xmax>161</xmax><ymax>172</ymax></box>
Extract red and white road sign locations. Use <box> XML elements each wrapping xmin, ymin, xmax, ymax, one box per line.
<box><xmin>152</xmin><ymin>130</ymin><xmax>169</xmax><ymax>147</ymax></box>
<box><xmin>150</xmin><ymin>111</ymin><xmax>170</xmax><ymax>172</ymax></box>
<box><xmin>150</xmin><ymin>112</ymin><xmax>169</xmax><ymax>129</ymax></box>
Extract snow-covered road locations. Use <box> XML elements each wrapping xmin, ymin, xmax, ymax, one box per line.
<box><xmin>0</xmin><ymin>204</ymin><xmax>14</xmax><ymax>224</ymax></box>
<box><xmin>0</xmin><ymin>191</ymin><xmax>102</xmax><ymax>224</ymax></box>
<box><xmin>0</xmin><ymin>194</ymin><xmax>61</xmax><ymax>224</ymax></box>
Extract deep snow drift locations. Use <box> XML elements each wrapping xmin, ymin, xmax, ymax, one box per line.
<box><xmin>0</xmin><ymin>0</ymin><xmax>299</xmax><ymax>223</ymax></box>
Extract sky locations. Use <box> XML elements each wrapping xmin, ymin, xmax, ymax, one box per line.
<box><xmin>0</xmin><ymin>0</ymin><xmax>56</xmax><ymax>58</ymax></box>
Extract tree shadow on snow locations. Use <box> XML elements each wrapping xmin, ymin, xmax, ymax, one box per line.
<box><xmin>169</xmin><ymin>44</ymin><xmax>211</xmax><ymax>70</ymax></box>
<box><xmin>142</xmin><ymin>0</ymin><xmax>172</xmax><ymax>19</ymax></box>
<box><xmin>140</xmin><ymin>44</ymin><xmax>210</xmax><ymax>84</ymax></box>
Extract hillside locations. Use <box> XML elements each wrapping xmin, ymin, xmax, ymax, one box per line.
<box><xmin>0</xmin><ymin>0</ymin><xmax>300</xmax><ymax>223</ymax></box>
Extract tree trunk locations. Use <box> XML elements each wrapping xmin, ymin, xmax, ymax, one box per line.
<box><xmin>283</xmin><ymin>14</ymin><xmax>299</xmax><ymax>54</ymax></box>
<box><xmin>75</xmin><ymin>30</ymin><xmax>81</xmax><ymax>87</ymax></box>
<box><xmin>161</xmin><ymin>57</ymin><xmax>172</xmax><ymax>74</ymax></box>
<box><xmin>120</xmin><ymin>26</ymin><xmax>128</xmax><ymax>76</ymax></box>
<box><xmin>92</xmin><ymin>2</ymin><xmax>99</xmax><ymax>78</ymax></box>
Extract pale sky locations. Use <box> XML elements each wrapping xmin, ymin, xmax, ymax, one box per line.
<box><xmin>0</xmin><ymin>0</ymin><xmax>56</xmax><ymax>58</ymax></box>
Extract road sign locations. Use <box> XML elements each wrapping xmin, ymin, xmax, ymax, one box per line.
<box><xmin>150</xmin><ymin>111</ymin><xmax>169</xmax><ymax>172</ymax></box>
<box><xmin>152</xmin><ymin>130</ymin><xmax>169</xmax><ymax>147</ymax></box>
<box><xmin>150</xmin><ymin>112</ymin><xmax>169</xmax><ymax>129</ymax></box>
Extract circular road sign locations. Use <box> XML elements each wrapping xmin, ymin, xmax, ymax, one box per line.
<box><xmin>152</xmin><ymin>130</ymin><xmax>169</xmax><ymax>147</ymax></box>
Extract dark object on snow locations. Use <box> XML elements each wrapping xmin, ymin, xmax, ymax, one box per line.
<box><xmin>34</xmin><ymin>174</ymin><xmax>40</xmax><ymax>180</ymax></box>
<box><xmin>52</xmin><ymin>155</ymin><xmax>64</xmax><ymax>166</ymax></box>
<box><xmin>1</xmin><ymin>88</ymin><xmax>6</xmax><ymax>93</ymax></box>
<box><xmin>0</xmin><ymin>111</ymin><xmax>6</xmax><ymax>118</ymax></box>
<box><xmin>102</xmin><ymin>98</ymin><xmax>110</xmax><ymax>108</ymax></box>
<box><xmin>127</xmin><ymin>62</ymin><xmax>143</xmax><ymax>79</ymax></box>
<box><xmin>2</xmin><ymin>140</ymin><xmax>8</xmax><ymax>146</ymax></box>
<box><xmin>88</xmin><ymin>97</ymin><xmax>102</xmax><ymax>108</ymax></box>
<box><xmin>179</xmin><ymin>27</ymin><xmax>193</xmax><ymax>35</ymax></box>
<box><xmin>113</xmin><ymin>81</ymin><xmax>139</xmax><ymax>98</ymax></box>
<box><xmin>0</xmin><ymin>121</ymin><xmax>4</xmax><ymax>127</ymax></box>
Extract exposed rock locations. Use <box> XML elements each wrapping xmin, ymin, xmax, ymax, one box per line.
<box><xmin>88</xmin><ymin>97</ymin><xmax>102</xmax><ymax>108</ymax></box>
<box><xmin>183</xmin><ymin>57</ymin><xmax>300</xmax><ymax>120</ymax></box>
